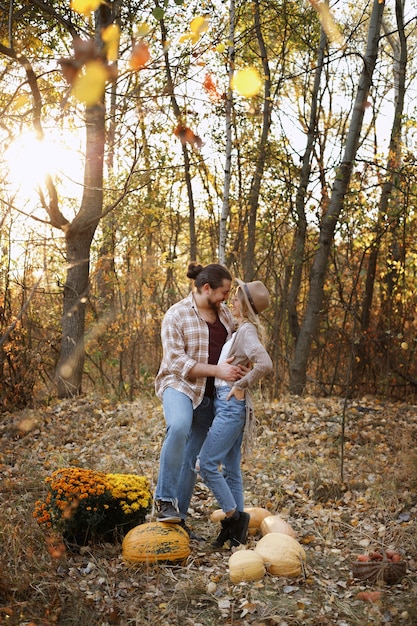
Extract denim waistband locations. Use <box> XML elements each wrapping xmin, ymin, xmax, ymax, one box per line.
<box><xmin>214</xmin><ymin>385</ymin><xmax>232</xmax><ymax>398</ymax></box>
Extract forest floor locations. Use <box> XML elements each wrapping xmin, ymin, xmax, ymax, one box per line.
<box><xmin>1</xmin><ymin>392</ymin><xmax>417</xmax><ymax>626</ymax></box>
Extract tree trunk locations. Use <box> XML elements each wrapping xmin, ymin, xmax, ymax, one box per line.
<box><xmin>56</xmin><ymin>101</ymin><xmax>105</xmax><ymax>398</ymax></box>
<box><xmin>289</xmin><ymin>0</ymin><xmax>385</xmax><ymax>395</ymax></box>
<box><xmin>159</xmin><ymin>15</ymin><xmax>197</xmax><ymax>261</ymax></box>
<box><xmin>219</xmin><ymin>0</ymin><xmax>235</xmax><ymax>266</ymax></box>
<box><xmin>287</xmin><ymin>26</ymin><xmax>327</xmax><ymax>342</ymax></box>
<box><xmin>353</xmin><ymin>0</ymin><xmax>406</xmax><ymax>387</ymax></box>
<box><xmin>242</xmin><ymin>0</ymin><xmax>272</xmax><ymax>281</ymax></box>
<box><xmin>56</xmin><ymin>231</ymin><xmax>93</xmax><ymax>396</ymax></box>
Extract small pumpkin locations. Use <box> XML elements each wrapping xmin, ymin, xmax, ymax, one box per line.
<box><xmin>254</xmin><ymin>532</ymin><xmax>306</xmax><ymax>577</ymax></box>
<box><xmin>245</xmin><ymin>507</ymin><xmax>273</xmax><ymax>532</ymax></box>
<box><xmin>260</xmin><ymin>515</ymin><xmax>296</xmax><ymax>538</ymax></box>
<box><xmin>122</xmin><ymin>522</ymin><xmax>190</xmax><ymax>564</ymax></box>
<box><xmin>229</xmin><ymin>549</ymin><xmax>266</xmax><ymax>583</ymax></box>
<box><xmin>210</xmin><ymin>506</ymin><xmax>271</xmax><ymax>535</ymax></box>
<box><xmin>209</xmin><ymin>509</ymin><xmax>226</xmax><ymax>523</ymax></box>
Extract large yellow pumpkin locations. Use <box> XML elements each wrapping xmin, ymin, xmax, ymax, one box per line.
<box><xmin>260</xmin><ymin>515</ymin><xmax>296</xmax><ymax>538</ymax></box>
<box><xmin>229</xmin><ymin>549</ymin><xmax>266</xmax><ymax>583</ymax></box>
<box><xmin>254</xmin><ymin>532</ymin><xmax>306</xmax><ymax>577</ymax></box>
<box><xmin>122</xmin><ymin>522</ymin><xmax>190</xmax><ymax>564</ymax></box>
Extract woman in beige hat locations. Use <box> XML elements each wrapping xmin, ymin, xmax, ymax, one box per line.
<box><xmin>196</xmin><ymin>279</ymin><xmax>273</xmax><ymax>548</ymax></box>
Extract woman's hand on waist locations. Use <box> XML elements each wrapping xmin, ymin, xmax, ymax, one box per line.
<box><xmin>226</xmin><ymin>385</ymin><xmax>245</xmax><ymax>401</ymax></box>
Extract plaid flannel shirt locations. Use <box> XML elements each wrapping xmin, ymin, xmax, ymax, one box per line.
<box><xmin>155</xmin><ymin>292</ymin><xmax>235</xmax><ymax>408</ymax></box>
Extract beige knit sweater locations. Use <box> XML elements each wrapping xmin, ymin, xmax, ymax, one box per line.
<box><xmin>218</xmin><ymin>321</ymin><xmax>273</xmax><ymax>455</ymax></box>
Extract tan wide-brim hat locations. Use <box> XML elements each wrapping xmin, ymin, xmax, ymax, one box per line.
<box><xmin>236</xmin><ymin>279</ymin><xmax>270</xmax><ymax>316</ymax></box>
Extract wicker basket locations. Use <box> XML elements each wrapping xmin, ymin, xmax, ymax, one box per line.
<box><xmin>352</xmin><ymin>559</ymin><xmax>406</xmax><ymax>584</ymax></box>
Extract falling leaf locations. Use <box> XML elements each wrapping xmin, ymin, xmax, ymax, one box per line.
<box><xmin>179</xmin><ymin>15</ymin><xmax>209</xmax><ymax>44</ymax></box>
<box><xmin>307</xmin><ymin>0</ymin><xmax>344</xmax><ymax>47</ymax></box>
<box><xmin>203</xmin><ymin>73</ymin><xmax>223</xmax><ymax>102</ymax></box>
<box><xmin>72</xmin><ymin>37</ymin><xmax>99</xmax><ymax>64</ymax></box>
<box><xmin>46</xmin><ymin>535</ymin><xmax>67</xmax><ymax>559</ymax></box>
<box><xmin>173</xmin><ymin>124</ymin><xmax>203</xmax><ymax>149</ymax></box>
<box><xmin>232</xmin><ymin>67</ymin><xmax>262</xmax><ymax>98</ymax></box>
<box><xmin>59</xmin><ymin>58</ymin><xmax>80</xmax><ymax>85</ymax></box>
<box><xmin>72</xmin><ymin>60</ymin><xmax>108</xmax><ymax>106</ymax></box>
<box><xmin>152</xmin><ymin>7</ymin><xmax>164</xmax><ymax>21</ymax></box>
<box><xmin>102</xmin><ymin>24</ymin><xmax>120</xmax><ymax>63</ymax></box>
<box><xmin>190</xmin><ymin>16</ymin><xmax>209</xmax><ymax>35</ymax></box>
<box><xmin>136</xmin><ymin>22</ymin><xmax>151</xmax><ymax>38</ymax></box>
<box><xmin>70</xmin><ymin>0</ymin><xmax>102</xmax><ymax>17</ymax></box>
<box><xmin>13</xmin><ymin>417</ymin><xmax>37</xmax><ymax>434</ymax></box>
<box><xmin>130</xmin><ymin>40</ymin><xmax>151</xmax><ymax>70</ymax></box>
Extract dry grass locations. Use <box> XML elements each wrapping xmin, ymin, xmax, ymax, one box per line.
<box><xmin>1</xmin><ymin>394</ymin><xmax>416</xmax><ymax>625</ymax></box>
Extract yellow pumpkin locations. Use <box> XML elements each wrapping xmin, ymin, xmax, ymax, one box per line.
<box><xmin>229</xmin><ymin>549</ymin><xmax>266</xmax><ymax>583</ymax></box>
<box><xmin>254</xmin><ymin>532</ymin><xmax>306</xmax><ymax>577</ymax></box>
<box><xmin>260</xmin><ymin>515</ymin><xmax>296</xmax><ymax>538</ymax></box>
<box><xmin>122</xmin><ymin>522</ymin><xmax>190</xmax><ymax>564</ymax></box>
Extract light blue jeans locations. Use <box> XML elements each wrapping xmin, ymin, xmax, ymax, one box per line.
<box><xmin>155</xmin><ymin>388</ymin><xmax>214</xmax><ymax>519</ymax></box>
<box><xmin>198</xmin><ymin>386</ymin><xmax>246</xmax><ymax>514</ymax></box>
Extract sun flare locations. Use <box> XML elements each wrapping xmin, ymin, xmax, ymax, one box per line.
<box><xmin>5</xmin><ymin>130</ymin><xmax>84</xmax><ymax>202</ymax></box>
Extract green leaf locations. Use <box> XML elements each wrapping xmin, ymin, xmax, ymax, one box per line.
<box><xmin>152</xmin><ymin>7</ymin><xmax>164</xmax><ymax>20</ymax></box>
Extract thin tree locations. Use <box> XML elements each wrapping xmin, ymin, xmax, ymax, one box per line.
<box><xmin>289</xmin><ymin>0</ymin><xmax>385</xmax><ymax>395</ymax></box>
<box><xmin>157</xmin><ymin>7</ymin><xmax>198</xmax><ymax>262</ymax></box>
<box><xmin>287</xmin><ymin>25</ymin><xmax>328</xmax><ymax>342</ymax></box>
<box><xmin>219</xmin><ymin>0</ymin><xmax>235</xmax><ymax>266</ymax></box>
<box><xmin>242</xmin><ymin>0</ymin><xmax>273</xmax><ymax>281</ymax></box>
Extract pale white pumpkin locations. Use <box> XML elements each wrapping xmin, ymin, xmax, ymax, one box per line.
<box><xmin>254</xmin><ymin>532</ymin><xmax>306</xmax><ymax>577</ymax></box>
<box><xmin>229</xmin><ymin>549</ymin><xmax>266</xmax><ymax>583</ymax></box>
<box><xmin>260</xmin><ymin>515</ymin><xmax>296</xmax><ymax>538</ymax></box>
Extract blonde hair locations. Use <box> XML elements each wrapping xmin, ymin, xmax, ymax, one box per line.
<box><xmin>236</xmin><ymin>287</ymin><xmax>266</xmax><ymax>343</ymax></box>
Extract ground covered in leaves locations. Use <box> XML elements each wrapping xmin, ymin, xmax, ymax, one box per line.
<box><xmin>1</xmin><ymin>393</ymin><xmax>417</xmax><ymax>625</ymax></box>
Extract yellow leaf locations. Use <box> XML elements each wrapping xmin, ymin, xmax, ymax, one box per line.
<box><xmin>70</xmin><ymin>0</ymin><xmax>102</xmax><ymax>17</ymax></box>
<box><xmin>102</xmin><ymin>24</ymin><xmax>120</xmax><ymax>62</ymax></box>
<box><xmin>73</xmin><ymin>60</ymin><xmax>107</xmax><ymax>106</ymax></box>
<box><xmin>190</xmin><ymin>16</ymin><xmax>209</xmax><ymax>35</ymax></box>
<box><xmin>232</xmin><ymin>67</ymin><xmax>262</xmax><ymax>97</ymax></box>
<box><xmin>180</xmin><ymin>15</ymin><xmax>209</xmax><ymax>45</ymax></box>
<box><xmin>14</xmin><ymin>94</ymin><xmax>30</xmax><ymax>110</ymax></box>
<box><xmin>179</xmin><ymin>33</ymin><xmax>194</xmax><ymax>44</ymax></box>
<box><xmin>136</xmin><ymin>22</ymin><xmax>151</xmax><ymax>38</ymax></box>
<box><xmin>216</xmin><ymin>43</ymin><xmax>226</xmax><ymax>53</ymax></box>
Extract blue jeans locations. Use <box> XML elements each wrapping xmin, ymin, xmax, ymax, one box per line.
<box><xmin>155</xmin><ymin>388</ymin><xmax>214</xmax><ymax>519</ymax></box>
<box><xmin>198</xmin><ymin>386</ymin><xmax>246</xmax><ymax>514</ymax></box>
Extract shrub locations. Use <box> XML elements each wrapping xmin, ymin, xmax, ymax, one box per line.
<box><xmin>33</xmin><ymin>467</ymin><xmax>152</xmax><ymax>546</ymax></box>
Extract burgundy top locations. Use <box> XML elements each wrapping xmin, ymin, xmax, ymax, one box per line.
<box><xmin>205</xmin><ymin>316</ymin><xmax>227</xmax><ymax>398</ymax></box>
